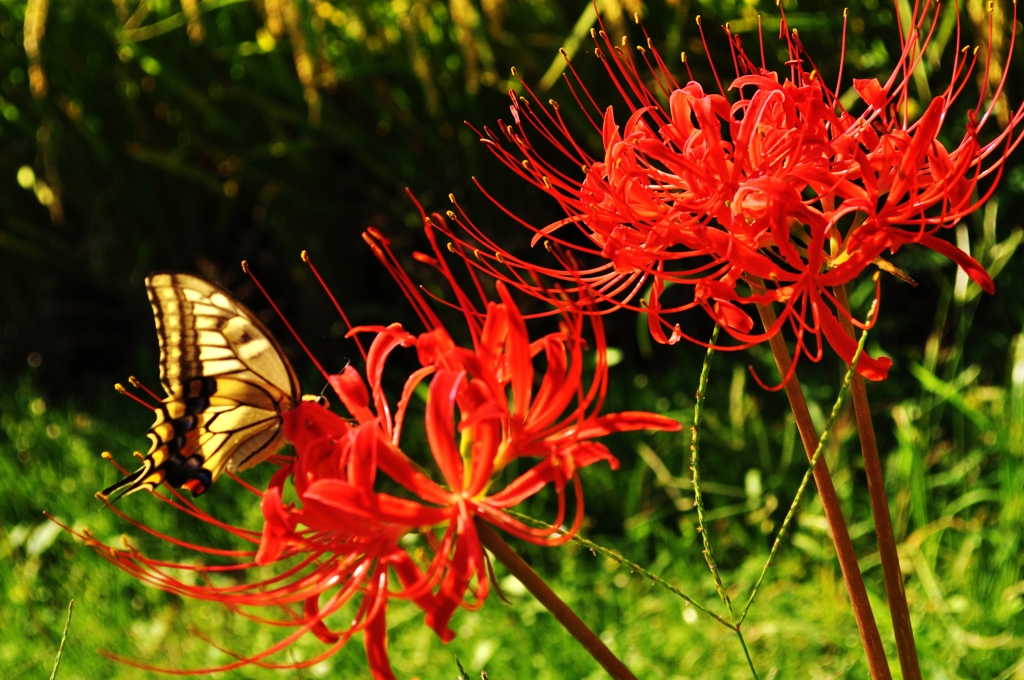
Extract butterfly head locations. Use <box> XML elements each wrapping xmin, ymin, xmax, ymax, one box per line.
<box><xmin>301</xmin><ymin>393</ymin><xmax>330</xmax><ymax>408</ymax></box>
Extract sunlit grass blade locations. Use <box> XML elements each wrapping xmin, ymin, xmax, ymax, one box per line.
<box><xmin>49</xmin><ymin>599</ymin><xmax>74</xmax><ymax>680</ymax></box>
<box><xmin>455</xmin><ymin>655</ymin><xmax>471</xmax><ymax>679</ymax></box>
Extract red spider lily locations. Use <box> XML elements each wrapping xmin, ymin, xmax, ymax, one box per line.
<box><xmin>63</xmin><ymin>406</ymin><xmax>430</xmax><ymax>679</ymax></box>
<box><xmin>314</xmin><ymin>213</ymin><xmax>681</xmax><ymax>638</ymax></box>
<box><xmin>436</xmin><ymin>1</ymin><xmax>1022</xmax><ymax>385</ymax></box>
<box><xmin>75</xmin><ymin>211</ymin><xmax>679</xmax><ymax>677</ymax></box>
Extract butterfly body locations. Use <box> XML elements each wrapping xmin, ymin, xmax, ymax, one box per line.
<box><xmin>98</xmin><ymin>273</ymin><xmax>302</xmax><ymax>501</ymax></box>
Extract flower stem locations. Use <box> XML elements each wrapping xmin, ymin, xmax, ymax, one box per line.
<box><xmin>833</xmin><ymin>283</ymin><xmax>922</xmax><ymax>680</ymax></box>
<box><xmin>753</xmin><ymin>297</ymin><xmax>892</xmax><ymax>680</ymax></box>
<box><xmin>475</xmin><ymin>518</ymin><xmax>638</xmax><ymax>680</ymax></box>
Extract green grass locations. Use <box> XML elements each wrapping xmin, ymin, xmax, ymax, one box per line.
<box><xmin>3</xmin><ymin>297</ymin><xmax>1023</xmax><ymax>678</ymax></box>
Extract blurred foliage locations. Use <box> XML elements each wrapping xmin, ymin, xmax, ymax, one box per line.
<box><xmin>3</xmin><ymin>0</ymin><xmax>1022</xmax><ymax>395</ymax></box>
<box><xmin>1</xmin><ymin>0</ymin><xmax>1023</xmax><ymax>677</ymax></box>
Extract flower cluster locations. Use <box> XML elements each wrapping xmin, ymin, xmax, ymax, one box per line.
<box><xmin>438</xmin><ymin>3</ymin><xmax>1022</xmax><ymax>383</ymax></box>
<box><xmin>81</xmin><ymin>2</ymin><xmax>1023</xmax><ymax>676</ymax></box>
<box><xmin>81</xmin><ymin>213</ymin><xmax>679</xmax><ymax>678</ymax></box>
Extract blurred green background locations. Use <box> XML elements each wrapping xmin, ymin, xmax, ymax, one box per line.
<box><xmin>1</xmin><ymin>0</ymin><xmax>1023</xmax><ymax>677</ymax></box>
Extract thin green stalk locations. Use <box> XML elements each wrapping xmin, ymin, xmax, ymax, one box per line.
<box><xmin>736</xmin><ymin>629</ymin><xmax>760</xmax><ymax>680</ymax></box>
<box><xmin>691</xmin><ymin>325</ymin><xmax>735</xmax><ymax>618</ymax></box>
<box><xmin>475</xmin><ymin>519</ymin><xmax>637</xmax><ymax>680</ymax></box>
<box><xmin>504</xmin><ymin>509</ymin><xmax>734</xmax><ymax>629</ymax></box>
<box><xmin>738</xmin><ymin>320</ymin><xmax>870</xmax><ymax>624</ymax></box>
<box><xmin>116</xmin><ymin>0</ymin><xmax>250</xmax><ymax>43</ymax></box>
<box><xmin>49</xmin><ymin>599</ymin><xmax>74</xmax><ymax>680</ymax></box>
<box><xmin>516</xmin><ymin>325</ymin><xmax>760</xmax><ymax>677</ymax></box>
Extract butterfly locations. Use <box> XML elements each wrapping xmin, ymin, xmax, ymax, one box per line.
<box><xmin>98</xmin><ymin>272</ymin><xmax>315</xmax><ymax>501</ymax></box>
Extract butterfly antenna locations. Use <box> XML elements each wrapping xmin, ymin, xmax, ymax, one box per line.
<box><xmin>241</xmin><ymin>260</ymin><xmax>331</xmax><ymax>382</ymax></box>
<box><xmin>301</xmin><ymin>250</ymin><xmax>369</xmax><ymax>363</ymax></box>
<box><xmin>128</xmin><ymin>376</ymin><xmax>163</xmax><ymax>404</ymax></box>
<box><xmin>114</xmin><ymin>382</ymin><xmax>157</xmax><ymax>411</ymax></box>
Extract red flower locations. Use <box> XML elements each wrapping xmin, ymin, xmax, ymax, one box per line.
<box><xmin>438</xmin><ymin>3</ymin><xmax>1022</xmax><ymax>384</ymax></box>
<box><xmin>317</xmin><ymin>214</ymin><xmax>680</xmax><ymax>638</ymax></box>
<box><xmin>77</xmin><ymin>209</ymin><xmax>679</xmax><ymax>677</ymax></box>
<box><xmin>69</xmin><ymin>406</ymin><xmax>427</xmax><ymax>679</ymax></box>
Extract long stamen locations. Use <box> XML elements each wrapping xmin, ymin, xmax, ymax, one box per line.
<box><xmin>300</xmin><ymin>250</ymin><xmax>368</xmax><ymax>363</ymax></box>
<box><xmin>835</xmin><ymin>8</ymin><xmax>849</xmax><ymax>108</ymax></box>
<box><xmin>128</xmin><ymin>375</ymin><xmax>162</xmax><ymax>404</ymax></box>
<box><xmin>241</xmin><ymin>260</ymin><xmax>330</xmax><ymax>382</ymax></box>
<box><xmin>114</xmin><ymin>382</ymin><xmax>156</xmax><ymax>411</ymax></box>
<box><xmin>695</xmin><ymin>16</ymin><xmax>727</xmax><ymax>97</ymax></box>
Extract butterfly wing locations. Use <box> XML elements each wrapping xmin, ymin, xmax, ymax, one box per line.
<box><xmin>98</xmin><ymin>273</ymin><xmax>300</xmax><ymax>501</ymax></box>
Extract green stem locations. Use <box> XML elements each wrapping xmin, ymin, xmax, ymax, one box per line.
<box><xmin>834</xmin><ymin>283</ymin><xmax>922</xmax><ymax>680</ymax></box>
<box><xmin>116</xmin><ymin>0</ymin><xmax>250</xmax><ymax>43</ymax></box>
<box><xmin>504</xmin><ymin>509</ymin><xmax>734</xmax><ymax>629</ymax></box>
<box><xmin>736</xmin><ymin>628</ymin><xmax>760</xmax><ymax>680</ymax></box>
<box><xmin>691</xmin><ymin>325</ymin><xmax>735</xmax><ymax>618</ymax></box>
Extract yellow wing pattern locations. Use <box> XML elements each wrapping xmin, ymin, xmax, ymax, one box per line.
<box><xmin>98</xmin><ymin>273</ymin><xmax>301</xmax><ymax>500</ymax></box>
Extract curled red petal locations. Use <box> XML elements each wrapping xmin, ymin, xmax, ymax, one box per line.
<box><xmin>570</xmin><ymin>411</ymin><xmax>682</xmax><ymax>439</ymax></box>
<box><xmin>423</xmin><ymin>520</ymin><xmax>482</xmax><ymax>642</ymax></box>
<box><xmin>304</xmin><ymin>479</ymin><xmax>452</xmax><ymax>527</ymax></box>
<box><xmin>425</xmin><ymin>369</ymin><xmax>467</xmax><ymax>492</ymax></box>
<box><xmin>304</xmin><ymin>594</ymin><xmax>341</xmax><ymax>644</ymax></box>
<box><xmin>496</xmin><ymin>282</ymin><xmax>534</xmax><ymax>420</ymax></box>
<box><xmin>913</xmin><ymin>233</ymin><xmax>995</xmax><ymax>294</ymax></box>
<box><xmin>853</xmin><ymin>78</ymin><xmax>887</xmax><ymax>111</ymax></box>
<box><xmin>713</xmin><ymin>299</ymin><xmax>755</xmax><ymax>333</ymax></box>
<box><xmin>328</xmin><ymin>365</ymin><xmax>375</xmax><ymax>423</ymax></box>
<box><xmin>363</xmin><ymin>578</ymin><xmax>398</xmax><ymax>680</ymax></box>
<box><xmin>255</xmin><ymin>485</ymin><xmax>297</xmax><ymax>566</ymax></box>
<box><xmin>818</xmin><ymin>299</ymin><xmax>892</xmax><ymax>381</ymax></box>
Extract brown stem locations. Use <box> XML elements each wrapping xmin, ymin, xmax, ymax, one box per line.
<box><xmin>833</xmin><ymin>284</ymin><xmax>922</xmax><ymax>680</ymax></box>
<box><xmin>475</xmin><ymin>519</ymin><xmax>638</xmax><ymax>680</ymax></box>
<box><xmin>753</xmin><ymin>299</ymin><xmax>892</xmax><ymax>680</ymax></box>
